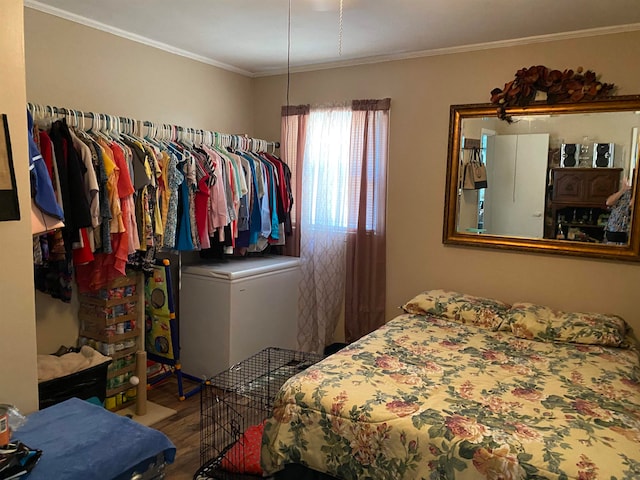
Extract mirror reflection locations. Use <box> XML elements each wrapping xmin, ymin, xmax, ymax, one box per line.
<box><xmin>457</xmin><ymin>109</ymin><xmax>639</xmax><ymax>246</ymax></box>
<box><xmin>443</xmin><ymin>97</ymin><xmax>640</xmax><ymax>261</ymax></box>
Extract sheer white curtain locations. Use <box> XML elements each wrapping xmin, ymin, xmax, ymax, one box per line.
<box><xmin>297</xmin><ymin>104</ymin><xmax>352</xmax><ymax>353</ymax></box>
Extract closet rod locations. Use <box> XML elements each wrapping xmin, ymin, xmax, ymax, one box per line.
<box><xmin>27</xmin><ymin>103</ymin><xmax>280</xmax><ymax>152</ymax></box>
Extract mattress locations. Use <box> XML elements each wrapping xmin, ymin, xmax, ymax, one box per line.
<box><xmin>262</xmin><ymin>313</ymin><xmax>640</xmax><ymax>479</ymax></box>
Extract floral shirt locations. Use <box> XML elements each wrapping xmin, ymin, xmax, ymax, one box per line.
<box><xmin>607</xmin><ymin>189</ymin><xmax>632</xmax><ymax>233</ymax></box>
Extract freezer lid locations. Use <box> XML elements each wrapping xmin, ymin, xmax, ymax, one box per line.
<box><xmin>182</xmin><ymin>255</ymin><xmax>301</xmax><ymax>280</ymax></box>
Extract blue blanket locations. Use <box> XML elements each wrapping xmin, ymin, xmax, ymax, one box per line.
<box><xmin>16</xmin><ymin>398</ymin><xmax>176</xmax><ymax>480</ymax></box>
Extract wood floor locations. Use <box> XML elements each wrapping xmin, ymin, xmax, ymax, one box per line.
<box><xmin>146</xmin><ymin>375</ymin><xmax>203</xmax><ymax>480</ymax></box>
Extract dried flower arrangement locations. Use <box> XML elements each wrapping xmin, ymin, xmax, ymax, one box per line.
<box><xmin>490</xmin><ymin>65</ymin><xmax>615</xmax><ymax>122</ymax></box>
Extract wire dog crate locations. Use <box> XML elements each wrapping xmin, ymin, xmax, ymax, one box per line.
<box><xmin>195</xmin><ymin>347</ymin><xmax>324</xmax><ymax>480</ymax></box>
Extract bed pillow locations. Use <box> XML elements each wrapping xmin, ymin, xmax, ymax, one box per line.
<box><xmin>401</xmin><ymin>289</ymin><xmax>510</xmax><ymax>331</ymax></box>
<box><xmin>504</xmin><ymin>302</ymin><xmax>630</xmax><ymax>347</ymax></box>
<box><xmin>219</xmin><ymin>420</ymin><xmax>265</xmax><ymax>474</ymax></box>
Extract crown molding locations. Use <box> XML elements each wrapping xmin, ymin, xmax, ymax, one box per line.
<box><xmin>254</xmin><ymin>23</ymin><xmax>640</xmax><ymax>77</ymax></box>
<box><xmin>24</xmin><ymin>0</ymin><xmax>255</xmax><ymax>77</ymax></box>
<box><xmin>23</xmin><ymin>1</ymin><xmax>640</xmax><ymax>78</ymax></box>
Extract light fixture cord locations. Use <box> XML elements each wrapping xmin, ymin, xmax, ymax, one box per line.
<box><xmin>338</xmin><ymin>0</ymin><xmax>344</xmax><ymax>56</ymax></box>
<box><xmin>286</xmin><ymin>0</ymin><xmax>291</xmax><ymax>107</ymax></box>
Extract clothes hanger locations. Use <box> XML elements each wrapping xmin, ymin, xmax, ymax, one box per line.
<box><xmin>78</xmin><ymin>110</ymin><xmax>87</xmax><ymax>133</ymax></box>
<box><xmin>107</xmin><ymin>115</ymin><xmax>115</xmax><ymax>139</ymax></box>
<box><xmin>162</xmin><ymin>124</ymin><xmax>174</xmax><ymax>148</ymax></box>
<box><xmin>111</xmin><ymin>114</ymin><xmax>123</xmax><ymax>141</ymax></box>
<box><xmin>91</xmin><ymin>113</ymin><xmax>111</xmax><ymax>142</ymax></box>
<box><xmin>152</xmin><ymin>122</ymin><xmax>160</xmax><ymax>143</ymax></box>
<box><xmin>123</xmin><ymin>118</ymin><xmax>143</xmax><ymax>143</ymax></box>
<box><xmin>120</xmin><ymin>117</ymin><xmax>129</xmax><ymax>137</ymax></box>
<box><xmin>180</xmin><ymin>126</ymin><xmax>193</xmax><ymax>149</ymax></box>
<box><xmin>34</xmin><ymin>105</ymin><xmax>53</xmax><ymax>130</ymax></box>
<box><xmin>100</xmin><ymin>114</ymin><xmax>112</xmax><ymax>140</ymax></box>
<box><xmin>60</xmin><ymin>107</ymin><xmax>69</xmax><ymax>126</ymax></box>
<box><xmin>142</xmin><ymin>121</ymin><xmax>153</xmax><ymax>141</ymax></box>
<box><xmin>86</xmin><ymin>111</ymin><xmax>98</xmax><ymax>135</ymax></box>
<box><xmin>28</xmin><ymin>103</ymin><xmax>43</xmax><ymax>129</ymax></box>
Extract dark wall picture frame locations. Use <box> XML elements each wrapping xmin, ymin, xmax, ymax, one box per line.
<box><xmin>0</xmin><ymin>113</ymin><xmax>20</xmax><ymax>221</ymax></box>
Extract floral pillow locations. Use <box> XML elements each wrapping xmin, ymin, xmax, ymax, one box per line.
<box><xmin>401</xmin><ymin>289</ymin><xmax>510</xmax><ymax>331</ymax></box>
<box><xmin>504</xmin><ymin>302</ymin><xmax>630</xmax><ymax>347</ymax></box>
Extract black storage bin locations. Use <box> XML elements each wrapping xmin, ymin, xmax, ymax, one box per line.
<box><xmin>38</xmin><ymin>360</ymin><xmax>111</xmax><ymax>409</ymax></box>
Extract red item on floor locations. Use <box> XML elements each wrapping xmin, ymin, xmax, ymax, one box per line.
<box><xmin>219</xmin><ymin>420</ymin><xmax>266</xmax><ymax>474</ymax></box>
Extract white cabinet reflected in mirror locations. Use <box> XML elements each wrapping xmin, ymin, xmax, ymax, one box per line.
<box><xmin>443</xmin><ymin>97</ymin><xmax>640</xmax><ymax>262</ymax></box>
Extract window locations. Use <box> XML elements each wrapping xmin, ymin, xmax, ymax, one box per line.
<box><xmin>302</xmin><ymin>105</ymin><xmax>387</xmax><ymax>232</ymax></box>
<box><xmin>302</xmin><ymin>105</ymin><xmax>353</xmax><ymax>230</ymax></box>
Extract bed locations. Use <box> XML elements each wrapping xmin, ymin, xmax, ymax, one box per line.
<box><xmin>14</xmin><ymin>397</ymin><xmax>176</xmax><ymax>480</ymax></box>
<box><xmin>261</xmin><ymin>290</ymin><xmax>640</xmax><ymax>480</ymax></box>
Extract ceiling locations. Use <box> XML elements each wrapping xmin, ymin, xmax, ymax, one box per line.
<box><xmin>24</xmin><ymin>0</ymin><xmax>640</xmax><ymax>77</ymax></box>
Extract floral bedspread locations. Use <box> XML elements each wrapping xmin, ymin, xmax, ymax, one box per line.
<box><xmin>261</xmin><ymin>314</ymin><xmax>640</xmax><ymax>479</ymax></box>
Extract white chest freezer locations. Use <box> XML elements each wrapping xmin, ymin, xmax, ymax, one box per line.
<box><xmin>179</xmin><ymin>255</ymin><xmax>300</xmax><ymax>379</ymax></box>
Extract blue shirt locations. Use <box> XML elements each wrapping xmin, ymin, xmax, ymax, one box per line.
<box><xmin>28</xmin><ymin>110</ymin><xmax>64</xmax><ymax>220</ymax></box>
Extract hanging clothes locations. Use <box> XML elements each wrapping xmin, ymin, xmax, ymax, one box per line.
<box><xmin>28</xmin><ymin>111</ymin><xmax>64</xmax><ymax>221</ymax></box>
<box><xmin>29</xmin><ymin>105</ymin><xmax>285</xmax><ymax>301</ymax></box>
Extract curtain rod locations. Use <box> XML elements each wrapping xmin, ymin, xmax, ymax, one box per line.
<box><xmin>27</xmin><ymin>103</ymin><xmax>280</xmax><ymax>150</ymax></box>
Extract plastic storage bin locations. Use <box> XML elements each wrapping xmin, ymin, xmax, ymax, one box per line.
<box><xmin>38</xmin><ymin>360</ymin><xmax>112</xmax><ymax>409</ymax></box>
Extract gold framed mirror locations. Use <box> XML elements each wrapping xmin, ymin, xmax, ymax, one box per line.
<box><xmin>443</xmin><ymin>96</ymin><xmax>640</xmax><ymax>262</ymax></box>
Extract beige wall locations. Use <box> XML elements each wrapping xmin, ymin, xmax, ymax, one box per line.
<box><xmin>252</xmin><ymin>31</ymin><xmax>640</xmax><ymax>333</ymax></box>
<box><xmin>24</xmin><ymin>9</ymin><xmax>253</xmax><ymax>131</ymax></box>
<box><xmin>19</xmin><ymin>7</ymin><xmax>640</xmax><ymax>367</ymax></box>
<box><xmin>24</xmin><ymin>8</ymin><xmax>256</xmax><ymax>354</ymax></box>
<box><xmin>0</xmin><ymin>1</ymin><xmax>39</xmax><ymax>413</ymax></box>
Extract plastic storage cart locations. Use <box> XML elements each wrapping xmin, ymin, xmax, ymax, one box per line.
<box><xmin>78</xmin><ymin>272</ymin><xmax>141</xmax><ymax>411</ymax></box>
